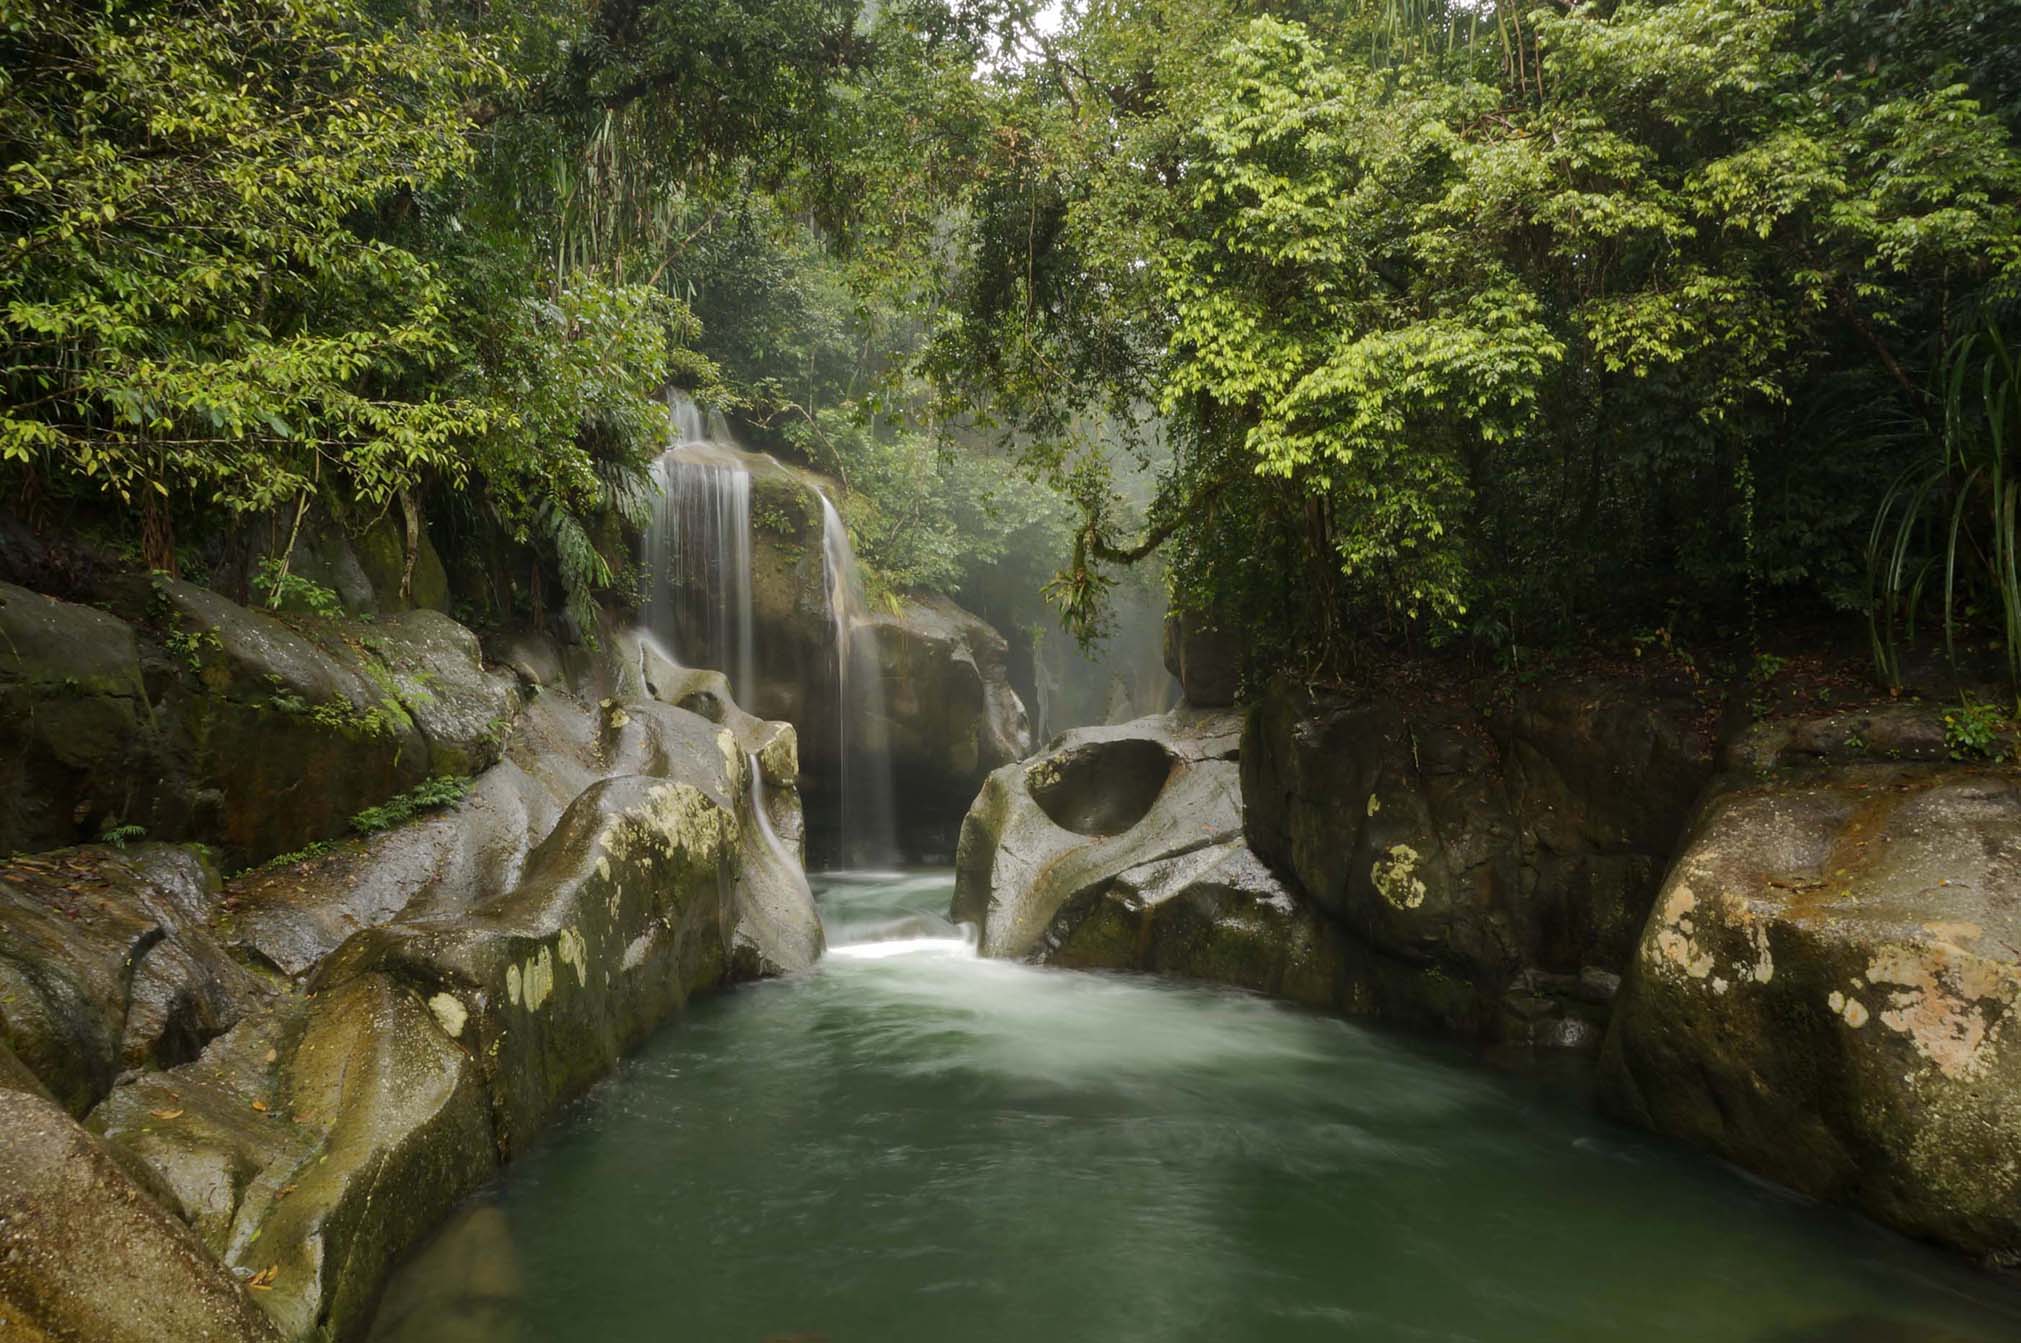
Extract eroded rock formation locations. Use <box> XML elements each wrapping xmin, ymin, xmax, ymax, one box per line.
<box><xmin>0</xmin><ymin>575</ymin><xmax>821</xmax><ymax>1342</ymax></box>
<box><xmin>953</xmin><ymin>710</ymin><xmax>1348</xmax><ymax>1003</ymax></box>
<box><xmin>1599</xmin><ymin>759</ymin><xmax>2021</xmax><ymax>1263</ymax></box>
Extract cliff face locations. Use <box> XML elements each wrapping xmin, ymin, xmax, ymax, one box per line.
<box><xmin>0</xmin><ymin>572</ymin><xmax>821</xmax><ymax>1342</ymax></box>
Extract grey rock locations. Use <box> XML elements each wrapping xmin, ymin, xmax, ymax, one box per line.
<box><xmin>953</xmin><ymin>710</ymin><xmax>1250</xmax><ymax>960</ymax></box>
<box><xmin>1600</xmin><ymin>764</ymin><xmax>2021</xmax><ymax>1263</ymax></box>
<box><xmin>0</xmin><ymin>844</ymin><xmax>265</xmax><ymax>1114</ymax></box>
<box><xmin>0</xmin><ymin>1087</ymin><xmax>283</xmax><ymax>1343</ymax></box>
<box><xmin>0</xmin><ymin>582</ymin><xmax>153</xmax><ymax>854</ymax></box>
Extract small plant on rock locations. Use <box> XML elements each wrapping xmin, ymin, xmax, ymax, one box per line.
<box><xmin>253</xmin><ymin>557</ymin><xmax>343</xmax><ymax>617</ymax></box>
<box><xmin>350</xmin><ymin>775</ymin><xmax>474</xmax><ymax>835</ymax></box>
<box><xmin>1943</xmin><ymin>694</ymin><xmax>2013</xmax><ymax>762</ymax></box>
<box><xmin>98</xmin><ymin>821</ymin><xmax>146</xmax><ymax>849</ymax></box>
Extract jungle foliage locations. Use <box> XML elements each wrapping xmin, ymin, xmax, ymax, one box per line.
<box><xmin>0</xmin><ymin>0</ymin><xmax>862</xmax><ymax>626</ymax></box>
<box><xmin>7</xmin><ymin>0</ymin><xmax>2021</xmax><ymax>686</ymax></box>
<box><xmin>893</xmin><ymin>0</ymin><xmax>2021</xmax><ymax>678</ymax></box>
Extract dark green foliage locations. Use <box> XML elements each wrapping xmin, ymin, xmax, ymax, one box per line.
<box><xmin>887</xmin><ymin>0</ymin><xmax>2021</xmax><ymax>677</ymax></box>
<box><xmin>1871</xmin><ymin>317</ymin><xmax>2021</xmax><ymax>686</ymax></box>
<box><xmin>350</xmin><ymin>775</ymin><xmax>476</xmax><ymax>835</ymax></box>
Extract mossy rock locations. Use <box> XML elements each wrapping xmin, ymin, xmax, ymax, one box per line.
<box><xmin>0</xmin><ymin>843</ymin><xmax>263</xmax><ymax>1115</ymax></box>
<box><xmin>354</xmin><ymin>515</ymin><xmax>450</xmax><ymax>615</ymax></box>
<box><xmin>1600</xmin><ymin>764</ymin><xmax>2021</xmax><ymax>1262</ymax></box>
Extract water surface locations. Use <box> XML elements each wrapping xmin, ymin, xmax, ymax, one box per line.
<box><xmin>370</xmin><ymin>870</ymin><xmax>2021</xmax><ymax>1343</ymax></box>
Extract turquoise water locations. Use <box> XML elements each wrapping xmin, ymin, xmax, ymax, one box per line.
<box><xmin>369</xmin><ymin>870</ymin><xmax>2021</xmax><ymax>1343</ymax></box>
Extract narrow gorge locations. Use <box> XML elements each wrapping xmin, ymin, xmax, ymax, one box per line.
<box><xmin>5</xmin><ymin>0</ymin><xmax>2021</xmax><ymax>1338</ymax></box>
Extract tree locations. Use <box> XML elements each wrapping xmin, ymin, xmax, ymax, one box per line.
<box><xmin>0</xmin><ymin>0</ymin><xmax>500</xmax><ymax>568</ymax></box>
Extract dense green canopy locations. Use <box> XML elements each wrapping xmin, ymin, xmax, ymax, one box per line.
<box><xmin>5</xmin><ymin>0</ymin><xmax>2020</xmax><ymax>685</ymax></box>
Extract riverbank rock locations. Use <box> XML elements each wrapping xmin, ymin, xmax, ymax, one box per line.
<box><xmin>0</xmin><ymin>582</ymin><xmax>155</xmax><ymax>856</ymax></box>
<box><xmin>0</xmin><ymin>1087</ymin><xmax>284</xmax><ymax>1343</ymax></box>
<box><xmin>1598</xmin><ymin>764</ymin><xmax>2021</xmax><ymax>1263</ymax></box>
<box><xmin>89</xmin><ymin>974</ymin><xmax>494</xmax><ymax>1341</ymax></box>
<box><xmin>85</xmin><ymin>744</ymin><xmax>792</xmax><ymax>1337</ymax></box>
<box><xmin>0</xmin><ymin>843</ymin><xmax>266</xmax><ymax>1115</ymax></box>
<box><xmin>1239</xmin><ymin>676</ymin><xmax>1714</xmax><ymax>1043</ymax></box>
<box><xmin>953</xmin><ymin>709</ymin><xmax>1351</xmax><ymax>1003</ymax></box>
<box><xmin>0</xmin><ymin>564</ymin><xmax>824</xmax><ymax>1340</ymax></box>
<box><xmin>0</xmin><ymin>579</ymin><xmax>518</xmax><ymax>867</ymax></box>
<box><xmin>866</xmin><ymin>592</ymin><xmax>1033</xmax><ymax>854</ymax></box>
<box><xmin>1041</xmin><ymin>839</ymin><xmax>1351</xmax><ymax>1007</ymax></box>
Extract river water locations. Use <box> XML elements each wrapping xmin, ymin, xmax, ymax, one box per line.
<box><xmin>369</xmin><ymin>870</ymin><xmax>2021</xmax><ymax>1343</ymax></box>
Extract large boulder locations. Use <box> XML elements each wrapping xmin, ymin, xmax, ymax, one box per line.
<box><xmin>0</xmin><ymin>1087</ymin><xmax>284</xmax><ymax>1343</ymax></box>
<box><xmin>1041</xmin><ymin>839</ymin><xmax>1351</xmax><ymax>1007</ymax></box>
<box><xmin>0</xmin><ymin>578</ymin><xmax>822</xmax><ymax>1341</ymax></box>
<box><xmin>1240</xmin><ymin>676</ymin><xmax>1714</xmax><ymax>1041</ymax></box>
<box><xmin>0</xmin><ymin>844</ymin><xmax>265</xmax><ymax>1115</ymax></box>
<box><xmin>312</xmin><ymin>770</ymin><xmax>751</xmax><ymax>1155</ymax></box>
<box><xmin>78</xmin><ymin>667</ymin><xmax>820</xmax><ymax>1339</ymax></box>
<box><xmin>89</xmin><ymin>974</ymin><xmax>493</xmax><ymax>1342</ymax></box>
<box><xmin>0</xmin><ymin>582</ymin><xmax>155</xmax><ymax>855</ymax></box>
<box><xmin>0</xmin><ymin>579</ymin><xmax>520</xmax><ymax>867</ymax></box>
<box><xmin>952</xmin><ymin>709</ymin><xmax>1352</xmax><ymax>1004</ymax></box>
<box><xmin>866</xmin><ymin>592</ymin><xmax>1033</xmax><ymax>853</ymax></box>
<box><xmin>1598</xmin><ymin>764</ymin><xmax>2021</xmax><ymax>1264</ymax></box>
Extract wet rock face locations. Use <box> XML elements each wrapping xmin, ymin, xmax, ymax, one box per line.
<box><xmin>954</xmin><ymin>710</ymin><xmax>1262</xmax><ymax>935</ymax></box>
<box><xmin>1240</xmin><ymin>677</ymin><xmax>1714</xmax><ymax>1041</ymax></box>
<box><xmin>0</xmin><ymin>572</ymin><xmax>823</xmax><ymax>1341</ymax></box>
<box><xmin>1042</xmin><ymin>840</ymin><xmax>1351</xmax><ymax>1007</ymax></box>
<box><xmin>866</xmin><ymin>592</ymin><xmax>1034</xmax><ymax>851</ymax></box>
<box><xmin>0</xmin><ymin>582</ymin><xmax>154</xmax><ymax>855</ymax></box>
<box><xmin>1599</xmin><ymin>766</ymin><xmax>2021</xmax><ymax>1263</ymax></box>
<box><xmin>0</xmin><ymin>579</ymin><xmax>517</xmax><ymax>867</ymax></box>
<box><xmin>954</xmin><ymin>709</ymin><xmax>1349</xmax><ymax>1003</ymax></box>
<box><xmin>1026</xmin><ymin>736</ymin><xmax>1174</xmax><ymax>836</ymax></box>
<box><xmin>0</xmin><ymin>844</ymin><xmax>265</xmax><ymax>1116</ymax></box>
<box><xmin>0</xmin><ymin>1088</ymin><xmax>284</xmax><ymax>1343</ymax></box>
<box><xmin>89</xmin><ymin>975</ymin><xmax>495</xmax><ymax>1342</ymax></box>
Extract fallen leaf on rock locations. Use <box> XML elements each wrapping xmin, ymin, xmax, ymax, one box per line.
<box><xmin>247</xmin><ymin>1265</ymin><xmax>278</xmax><ymax>1291</ymax></box>
<box><xmin>250</xmin><ymin>1099</ymin><xmax>269</xmax><ymax>1113</ymax></box>
<box><xmin>149</xmin><ymin>1107</ymin><xmax>184</xmax><ymax>1120</ymax></box>
<box><xmin>264</xmin><ymin>1047</ymin><xmax>278</xmax><ymax>1064</ymax></box>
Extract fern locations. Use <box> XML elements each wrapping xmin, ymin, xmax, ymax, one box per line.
<box><xmin>596</xmin><ymin>456</ymin><xmax>657</xmax><ymax>530</ymax></box>
<box><xmin>539</xmin><ymin>501</ymin><xmax>610</xmax><ymax>635</ymax></box>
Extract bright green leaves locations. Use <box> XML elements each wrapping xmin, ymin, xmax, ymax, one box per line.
<box><xmin>1155</xmin><ymin>17</ymin><xmax>1552</xmax><ymax>624</ymax></box>
<box><xmin>0</xmin><ymin>0</ymin><xmax>503</xmax><ymax>518</ymax></box>
<box><xmin>909</xmin><ymin>0</ymin><xmax>2021</xmax><ymax>664</ymax></box>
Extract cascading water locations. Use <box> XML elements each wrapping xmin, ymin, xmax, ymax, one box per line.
<box><xmin>816</xmin><ymin>493</ymin><xmax>898</xmax><ymax>866</ymax></box>
<box><xmin>640</xmin><ymin>392</ymin><xmax>899</xmax><ymax>864</ymax></box>
<box><xmin>641</xmin><ymin>394</ymin><xmax>757</xmax><ymax>705</ymax></box>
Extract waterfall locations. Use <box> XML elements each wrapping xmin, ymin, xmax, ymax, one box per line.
<box><xmin>641</xmin><ymin>395</ymin><xmax>756</xmax><ymax>703</ymax></box>
<box><xmin>816</xmin><ymin>493</ymin><xmax>898</xmax><ymax>867</ymax></box>
<box><xmin>641</xmin><ymin>391</ymin><xmax>899</xmax><ymax>867</ymax></box>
